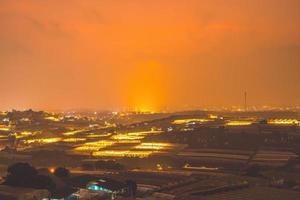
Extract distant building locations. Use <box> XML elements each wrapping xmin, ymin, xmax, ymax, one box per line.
<box><xmin>86</xmin><ymin>178</ymin><xmax>127</xmax><ymax>200</ymax></box>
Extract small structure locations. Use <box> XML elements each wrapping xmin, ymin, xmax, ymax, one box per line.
<box><xmin>86</xmin><ymin>178</ymin><xmax>127</xmax><ymax>200</ymax></box>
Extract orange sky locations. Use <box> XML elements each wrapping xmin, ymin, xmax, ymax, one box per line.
<box><xmin>0</xmin><ymin>0</ymin><xmax>299</xmax><ymax>111</ymax></box>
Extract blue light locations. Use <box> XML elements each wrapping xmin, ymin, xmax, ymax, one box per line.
<box><xmin>87</xmin><ymin>184</ymin><xmax>112</xmax><ymax>193</ymax></box>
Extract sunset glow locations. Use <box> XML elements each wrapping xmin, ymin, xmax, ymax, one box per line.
<box><xmin>0</xmin><ymin>1</ymin><xmax>299</xmax><ymax>110</ymax></box>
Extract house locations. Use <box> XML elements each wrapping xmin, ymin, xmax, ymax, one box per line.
<box><xmin>86</xmin><ymin>178</ymin><xmax>127</xmax><ymax>200</ymax></box>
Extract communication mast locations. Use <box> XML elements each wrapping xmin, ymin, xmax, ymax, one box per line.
<box><xmin>244</xmin><ymin>92</ymin><xmax>247</xmax><ymax>111</ymax></box>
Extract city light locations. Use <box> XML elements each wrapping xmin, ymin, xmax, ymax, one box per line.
<box><xmin>49</xmin><ymin>167</ymin><xmax>55</xmax><ymax>173</ymax></box>
<box><xmin>226</xmin><ymin>121</ymin><xmax>253</xmax><ymax>126</ymax></box>
<box><xmin>16</xmin><ymin>131</ymin><xmax>38</xmax><ymax>139</ymax></box>
<box><xmin>112</xmin><ymin>134</ymin><xmax>144</xmax><ymax>140</ymax></box>
<box><xmin>86</xmin><ymin>133</ymin><xmax>112</xmax><ymax>138</ymax></box>
<box><xmin>63</xmin><ymin>129</ymin><xmax>86</xmax><ymax>136</ymax></box>
<box><xmin>135</xmin><ymin>143</ymin><xmax>173</xmax><ymax>150</ymax></box>
<box><xmin>172</xmin><ymin>119</ymin><xmax>211</xmax><ymax>125</ymax></box>
<box><xmin>0</xmin><ymin>125</ymin><xmax>10</xmax><ymax>131</ymax></box>
<box><xmin>74</xmin><ymin>140</ymin><xmax>116</xmax><ymax>152</ymax></box>
<box><xmin>62</xmin><ymin>138</ymin><xmax>86</xmax><ymax>142</ymax></box>
<box><xmin>112</xmin><ymin>130</ymin><xmax>163</xmax><ymax>141</ymax></box>
<box><xmin>268</xmin><ymin>119</ymin><xmax>299</xmax><ymax>125</ymax></box>
<box><xmin>25</xmin><ymin>137</ymin><xmax>62</xmax><ymax>144</ymax></box>
<box><xmin>44</xmin><ymin>116</ymin><xmax>62</xmax><ymax>122</ymax></box>
<box><xmin>20</xmin><ymin>131</ymin><xmax>34</xmax><ymax>136</ymax></box>
<box><xmin>92</xmin><ymin>150</ymin><xmax>154</xmax><ymax>158</ymax></box>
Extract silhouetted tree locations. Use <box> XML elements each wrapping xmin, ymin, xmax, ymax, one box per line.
<box><xmin>54</xmin><ymin>167</ymin><xmax>70</xmax><ymax>178</ymax></box>
<box><xmin>5</xmin><ymin>162</ymin><xmax>55</xmax><ymax>190</ymax></box>
<box><xmin>7</xmin><ymin>162</ymin><xmax>37</xmax><ymax>179</ymax></box>
<box><xmin>5</xmin><ymin>163</ymin><xmax>35</xmax><ymax>187</ymax></box>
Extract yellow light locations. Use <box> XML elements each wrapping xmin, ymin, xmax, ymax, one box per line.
<box><xmin>45</xmin><ymin>116</ymin><xmax>62</xmax><ymax>122</ymax></box>
<box><xmin>112</xmin><ymin>134</ymin><xmax>144</xmax><ymax>140</ymax></box>
<box><xmin>112</xmin><ymin>130</ymin><xmax>162</xmax><ymax>140</ymax></box>
<box><xmin>135</xmin><ymin>143</ymin><xmax>173</xmax><ymax>150</ymax></box>
<box><xmin>49</xmin><ymin>167</ymin><xmax>55</xmax><ymax>173</ymax></box>
<box><xmin>0</xmin><ymin>125</ymin><xmax>10</xmax><ymax>131</ymax></box>
<box><xmin>16</xmin><ymin>131</ymin><xmax>37</xmax><ymax>139</ymax></box>
<box><xmin>0</xmin><ymin>112</ymin><xmax>6</xmax><ymax>116</ymax></box>
<box><xmin>128</xmin><ymin>130</ymin><xmax>162</xmax><ymax>135</ymax></box>
<box><xmin>74</xmin><ymin>140</ymin><xmax>116</xmax><ymax>152</ymax></box>
<box><xmin>126</xmin><ymin>61</ymin><xmax>166</xmax><ymax>113</ymax></box>
<box><xmin>172</xmin><ymin>119</ymin><xmax>211</xmax><ymax>125</ymax></box>
<box><xmin>92</xmin><ymin>150</ymin><xmax>153</xmax><ymax>158</ymax></box>
<box><xmin>20</xmin><ymin>131</ymin><xmax>32</xmax><ymax>136</ymax></box>
<box><xmin>25</xmin><ymin>137</ymin><xmax>62</xmax><ymax>144</ymax></box>
<box><xmin>63</xmin><ymin>138</ymin><xmax>86</xmax><ymax>142</ymax></box>
<box><xmin>63</xmin><ymin>129</ymin><xmax>85</xmax><ymax>136</ymax></box>
<box><xmin>226</xmin><ymin>121</ymin><xmax>253</xmax><ymax>126</ymax></box>
<box><xmin>86</xmin><ymin>133</ymin><xmax>112</xmax><ymax>138</ymax></box>
<box><xmin>134</xmin><ymin>105</ymin><xmax>156</xmax><ymax>113</ymax></box>
<box><xmin>268</xmin><ymin>119</ymin><xmax>299</xmax><ymax>125</ymax></box>
<box><xmin>208</xmin><ymin>114</ymin><xmax>219</xmax><ymax>119</ymax></box>
<box><xmin>156</xmin><ymin>164</ymin><xmax>163</xmax><ymax>171</ymax></box>
<box><xmin>115</xmin><ymin>140</ymin><xmax>141</xmax><ymax>144</ymax></box>
<box><xmin>20</xmin><ymin>118</ymin><xmax>30</xmax><ymax>122</ymax></box>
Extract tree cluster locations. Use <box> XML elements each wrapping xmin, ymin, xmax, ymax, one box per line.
<box><xmin>4</xmin><ymin>163</ymin><xmax>55</xmax><ymax>190</ymax></box>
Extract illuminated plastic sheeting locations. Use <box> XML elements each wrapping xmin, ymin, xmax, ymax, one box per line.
<box><xmin>226</xmin><ymin>121</ymin><xmax>253</xmax><ymax>126</ymax></box>
<box><xmin>172</xmin><ymin>119</ymin><xmax>211</xmax><ymax>125</ymax></box>
<box><xmin>268</xmin><ymin>119</ymin><xmax>299</xmax><ymax>125</ymax></box>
